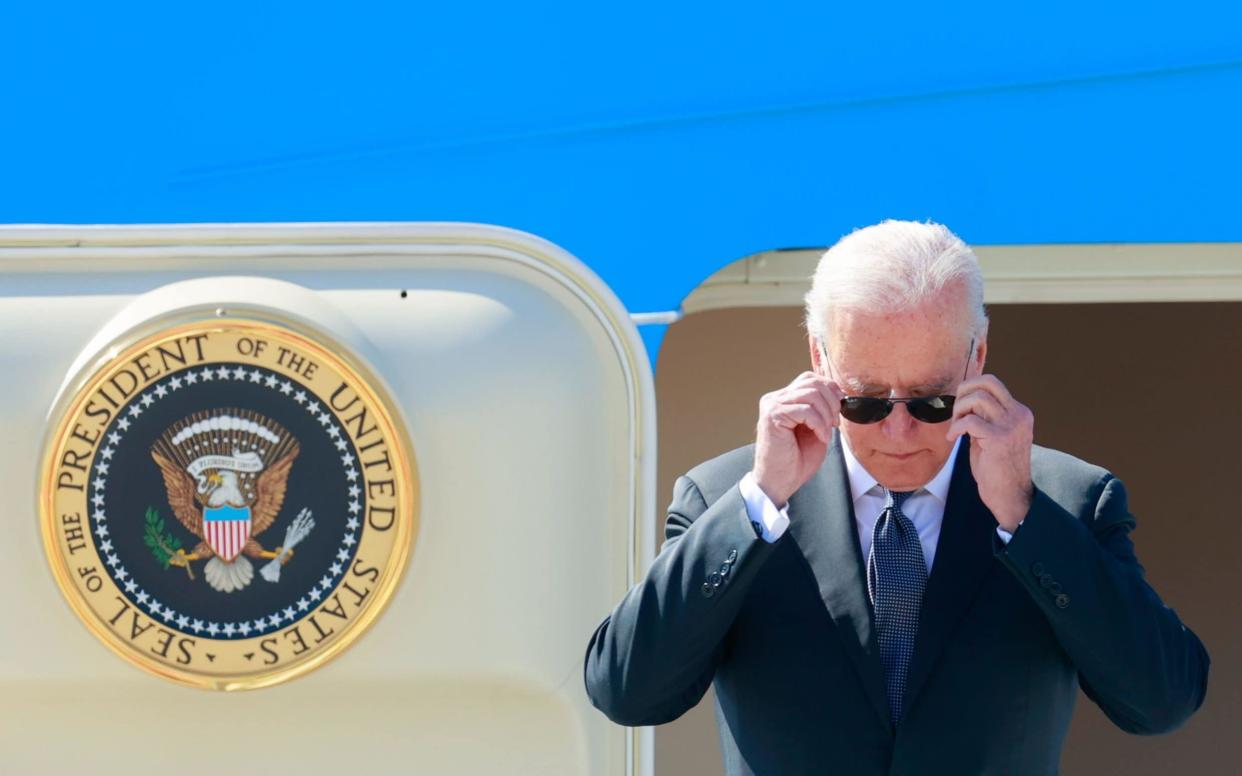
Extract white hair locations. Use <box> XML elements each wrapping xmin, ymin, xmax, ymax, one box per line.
<box><xmin>803</xmin><ymin>219</ymin><xmax>988</xmax><ymax>346</ymax></box>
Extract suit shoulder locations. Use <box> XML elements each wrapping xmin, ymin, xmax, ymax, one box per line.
<box><xmin>682</xmin><ymin>443</ymin><xmax>755</xmax><ymax>505</ymax></box>
<box><xmin>1031</xmin><ymin>443</ymin><xmax>1111</xmax><ymax>480</ymax></box>
<box><xmin>1030</xmin><ymin>443</ymin><xmax>1115</xmax><ymax>516</ymax></box>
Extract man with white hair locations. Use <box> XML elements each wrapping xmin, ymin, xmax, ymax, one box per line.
<box><xmin>583</xmin><ymin>220</ymin><xmax>1209</xmax><ymax>775</ymax></box>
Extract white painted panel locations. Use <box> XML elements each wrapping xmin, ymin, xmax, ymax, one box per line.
<box><xmin>0</xmin><ymin>224</ymin><xmax>655</xmax><ymax>776</ymax></box>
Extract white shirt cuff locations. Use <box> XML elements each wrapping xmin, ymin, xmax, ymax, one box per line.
<box><xmin>739</xmin><ymin>471</ymin><xmax>790</xmax><ymax>543</ymax></box>
<box><xmin>995</xmin><ymin>519</ymin><xmax>1024</xmax><ymax>545</ymax></box>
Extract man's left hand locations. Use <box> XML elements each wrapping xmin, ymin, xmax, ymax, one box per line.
<box><xmin>946</xmin><ymin>375</ymin><xmax>1035</xmax><ymax>531</ymax></box>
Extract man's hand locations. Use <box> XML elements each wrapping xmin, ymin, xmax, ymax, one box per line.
<box><xmin>751</xmin><ymin>372</ymin><xmax>843</xmax><ymax>508</ymax></box>
<box><xmin>946</xmin><ymin>374</ymin><xmax>1035</xmax><ymax>531</ymax></box>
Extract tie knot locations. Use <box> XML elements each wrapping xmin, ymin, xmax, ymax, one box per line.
<box><xmin>883</xmin><ymin>488</ymin><xmax>915</xmax><ymax>510</ymax></box>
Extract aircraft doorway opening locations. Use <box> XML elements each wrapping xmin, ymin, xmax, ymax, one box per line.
<box><xmin>651</xmin><ymin>245</ymin><xmax>1239</xmax><ymax>776</ymax></box>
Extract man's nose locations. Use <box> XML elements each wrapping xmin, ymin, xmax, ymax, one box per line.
<box><xmin>881</xmin><ymin>401</ymin><xmax>919</xmax><ymax>438</ymax></box>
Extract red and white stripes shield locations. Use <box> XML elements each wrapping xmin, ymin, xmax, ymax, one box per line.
<box><xmin>202</xmin><ymin>506</ymin><xmax>252</xmax><ymax>562</ymax></box>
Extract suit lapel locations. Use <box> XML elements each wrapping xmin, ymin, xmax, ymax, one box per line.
<box><xmin>902</xmin><ymin>435</ymin><xmax>997</xmax><ymax>717</ymax></box>
<box><xmin>786</xmin><ymin>432</ymin><xmax>893</xmax><ymax>736</ymax></box>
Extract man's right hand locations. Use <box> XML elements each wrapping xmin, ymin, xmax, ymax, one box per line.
<box><xmin>751</xmin><ymin>371</ymin><xmax>843</xmax><ymax>508</ymax></box>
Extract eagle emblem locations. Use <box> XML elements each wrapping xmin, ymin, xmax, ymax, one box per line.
<box><xmin>150</xmin><ymin>410</ymin><xmax>313</xmax><ymax>593</ymax></box>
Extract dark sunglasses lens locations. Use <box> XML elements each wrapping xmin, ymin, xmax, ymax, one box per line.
<box><xmin>840</xmin><ymin>397</ymin><xmax>892</xmax><ymax>424</ymax></box>
<box><xmin>908</xmin><ymin>396</ymin><xmax>955</xmax><ymax>423</ymax></box>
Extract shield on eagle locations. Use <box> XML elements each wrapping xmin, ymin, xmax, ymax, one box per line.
<box><xmin>203</xmin><ymin>505</ymin><xmax>252</xmax><ymax>562</ymax></box>
<box><xmin>148</xmin><ymin>409</ymin><xmax>301</xmax><ymax>593</ymax></box>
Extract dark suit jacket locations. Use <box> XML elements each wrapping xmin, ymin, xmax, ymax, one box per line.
<box><xmin>584</xmin><ymin>433</ymin><xmax>1209</xmax><ymax>775</ymax></box>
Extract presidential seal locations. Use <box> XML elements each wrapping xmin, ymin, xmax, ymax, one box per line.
<box><xmin>40</xmin><ymin>319</ymin><xmax>417</xmax><ymax>689</ymax></box>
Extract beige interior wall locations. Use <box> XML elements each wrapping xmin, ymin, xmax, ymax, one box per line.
<box><xmin>653</xmin><ymin>302</ymin><xmax>1240</xmax><ymax>774</ymax></box>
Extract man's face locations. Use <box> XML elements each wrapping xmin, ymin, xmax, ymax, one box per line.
<box><xmin>810</xmin><ymin>286</ymin><xmax>985</xmax><ymax>491</ymax></box>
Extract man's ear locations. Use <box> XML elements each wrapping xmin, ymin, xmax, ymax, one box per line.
<box><xmin>808</xmin><ymin>334</ymin><xmax>824</xmax><ymax>373</ymax></box>
<box><xmin>974</xmin><ymin>323</ymin><xmax>989</xmax><ymax>375</ymax></box>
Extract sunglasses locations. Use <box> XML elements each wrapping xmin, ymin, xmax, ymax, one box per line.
<box><xmin>820</xmin><ymin>337</ymin><xmax>975</xmax><ymax>425</ymax></box>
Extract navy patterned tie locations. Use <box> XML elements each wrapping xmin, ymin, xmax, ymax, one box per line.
<box><xmin>867</xmin><ymin>488</ymin><xmax>927</xmax><ymax>725</ymax></box>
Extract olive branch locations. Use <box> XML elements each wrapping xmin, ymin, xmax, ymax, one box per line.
<box><xmin>143</xmin><ymin>507</ymin><xmax>194</xmax><ymax>580</ymax></box>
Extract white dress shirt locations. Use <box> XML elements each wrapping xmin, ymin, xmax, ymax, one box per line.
<box><xmin>738</xmin><ymin>436</ymin><xmax>1019</xmax><ymax>560</ymax></box>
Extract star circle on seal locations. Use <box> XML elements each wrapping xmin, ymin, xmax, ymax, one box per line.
<box><xmin>41</xmin><ymin>319</ymin><xmax>417</xmax><ymax>690</ymax></box>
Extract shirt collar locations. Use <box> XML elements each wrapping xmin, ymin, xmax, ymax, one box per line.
<box><xmin>839</xmin><ymin>432</ymin><xmax>962</xmax><ymax>504</ymax></box>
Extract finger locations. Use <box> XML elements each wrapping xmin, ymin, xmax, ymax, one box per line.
<box><xmin>956</xmin><ymin>374</ymin><xmax>1015</xmax><ymax>410</ymax></box>
<box><xmin>789</xmin><ymin>372</ymin><xmax>845</xmax><ymax>420</ymax></box>
<box><xmin>946</xmin><ymin>413</ymin><xmax>994</xmax><ymax>442</ymax></box>
<box><xmin>772</xmin><ymin>404</ymin><xmax>830</xmax><ymax>444</ymax></box>
<box><xmin>807</xmin><ymin>377</ymin><xmax>845</xmax><ymax>426</ymax></box>
<box><xmin>783</xmin><ymin>384</ymin><xmax>841</xmax><ymax>428</ymax></box>
<box><xmin>952</xmin><ymin>389</ymin><xmax>1007</xmax><ymax>425</ymax></box>
<box><xmin>789</xmin><ymin>370</ymin><xmax>823</xmax><ymax>387</ymax></box>
<box><xmin>781</xmin><ymin>372</ymin><xmax>845</xmax><ymax>429</ymax></box>
<box><xmin>790</xmin><ymin>369</ymin><xmax>835</xmax><ymax>388</ymax></box>
<box><xmin>769</xmin><ymin>403</ymin><xmax>831</xmax><ymax>444</ymax></box>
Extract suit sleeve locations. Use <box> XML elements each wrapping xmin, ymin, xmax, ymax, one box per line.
<box><xmin>582</xmin><ymin>473</ymin><xmax>784</xmax><ymax>726</ymax></box>
<box><xmin>995</xmin><ymin>473</ymin><xmax>1210</xmax><ymax>734</ymax></box>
